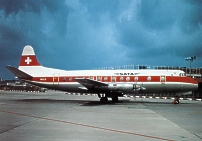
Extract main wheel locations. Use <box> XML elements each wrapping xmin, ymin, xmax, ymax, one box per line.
<box><xmin>100</xmin><ymin>97</ymin><xmax>108</xmax><ymax>104</ymax></box>
<box><xmin>112</xmin><ymin>96</ymin><xmax>118</xmax><ymax>103</ymax></box>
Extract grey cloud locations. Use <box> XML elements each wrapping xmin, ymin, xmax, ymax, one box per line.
<box><xmin>116</xmin><ymin>0</ymin><xmax>202</xmax><ymax>55</ymax></box>
<box><xmin>180</xmin><ymin>9</ymin><xmax>202</xmax><ymax>34</ymax></box>
<box><xmin>138</xmin><ymin>0</ymin><xmax>177</xmax><ymax>30</ymax></box>
<box><xmin>0</xmin><ymin>24</ymin><xmax>23</xmax><ymax>42</ymax></box>
<box><xmin>0</xmin><ymin>0</ymin><xmax>64</xmax><ymax>16</ymax></box>
<box><xmin>79</xmin><ymin>0</ymin><xmax>119</xmax><ymax>26</ymax></box>
<box><xmin>0</xmin><ymin>0</ymin><xmax>202</xmax><ymax>79</ymax></box>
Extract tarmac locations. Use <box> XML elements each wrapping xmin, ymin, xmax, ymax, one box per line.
<box><xmin>0</xmin><ymin>90</ymin><xmax>202</xmax><ymax>141</ymax></box>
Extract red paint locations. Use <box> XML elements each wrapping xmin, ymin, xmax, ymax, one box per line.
<box><xmin>19</xmin><ymin>55</ymin><xmax>41</xmax><ymax>66</ymax></box>
<box><xmin>31</xmin><ymin>75</ymin><xmax>198</xmax><ymax>84</ymax></box>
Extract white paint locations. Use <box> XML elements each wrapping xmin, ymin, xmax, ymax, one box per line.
<box><xmin>22</xmin><ymin>45</ymin><xmax>35</xmax><ymax>56</ymax></box>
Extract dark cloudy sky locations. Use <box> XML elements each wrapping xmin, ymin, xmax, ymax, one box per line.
<box><xmin>0</xmin><ymin>0</ymin><xmax>202</xmax><ymax>79</ymax></box>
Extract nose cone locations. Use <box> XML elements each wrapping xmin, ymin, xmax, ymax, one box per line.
<box><xmin>180</xmin><ymin>83</ymin><xmax>198</xmax><ymax>95</ymax></box>
<box><xmin>188</xmin><ymin>77</ymin><xmax>198</xmax><ymax>91</ymax></box>
<box><xmin>189</xmin><ymin>79</ymin><xmax>198</xmax><ymax>91</ymax></box>
<box><xmin>180</xmin><ymin>77</ymin><xmax>198</xmax><ymax>94</ymax></box>
<box><xmin>192</xmin><ymin>83</ymin><xmax>198</xmax><ymax>91</ymax></box>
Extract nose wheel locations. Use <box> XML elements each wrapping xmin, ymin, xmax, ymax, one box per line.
<box><xmin>111</xmin><ymin>96</ymin><xmax>118</xmax><ymax>103</ymax></box>
<box><xmin>172</xmin><ymin>96</ymin><xmax>180</xmax><ymax>104</ymax></box>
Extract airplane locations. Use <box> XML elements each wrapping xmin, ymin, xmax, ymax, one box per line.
<box><xmin>6</xmin><ymin>45</ymin><xmax>198</xmax><ymax>104</ymax></box>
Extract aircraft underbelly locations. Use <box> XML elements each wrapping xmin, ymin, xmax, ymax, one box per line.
<box><xmin>25</xmin><ymin>79</ymin><xmax>197</xmax><ymax>95</ymax></box>
<box><xmin>143</xmin><ymin>83</ymin><xmax>196</xmax><ymax>94</ymax></box>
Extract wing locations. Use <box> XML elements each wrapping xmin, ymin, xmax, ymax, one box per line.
<box><xmin>74</xmin><ymin>78</ymin><xmax>108</xmax><ymax>90</ymax></box>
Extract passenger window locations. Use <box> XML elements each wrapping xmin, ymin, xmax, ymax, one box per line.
<box><xmin>147</xmin><ymin>76</ymin><xmax>151</xmax><ymax>81</ymax></box>
<box><xmin>104</xmin><ymin>77</ymin><xmax>108</xmax><ymax>82</ymax></box>
<box><xmin>126</xmin><ymin>76</ymin><xmax>130</xmax><ymax>82</ymax></box>
<box><xmin>120</xmin><ymin>76</ymin><xmax>123</xmax><ymax>82</ymax></box>
<box><xmin>69</xmin><ymin>77</ymin><xmax>72</xmax><ymax>81</ymax></box>
<box><xmin>134</xmin><ymin>76</ymin><xmax>138</xmax><ymax>82</ymax></box>
<box><xmin>90</xmin><ymin>76</ymin><xmax>93</xmax><ymax>80</ymax></box>
<box><xmin>63</xmin><ymin>77</ymin><xmax>66</xmax><ymax>82</ymax></box>
<box><xmin>97</xmin><ymin>76</ymin><xmax>101</xmax><ymax>81</ymax></box>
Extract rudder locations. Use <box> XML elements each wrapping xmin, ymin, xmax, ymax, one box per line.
<box><xmin>19</xmin><ymin>45</ymin><xmax>41</xmax><ymax>67</ymax></box>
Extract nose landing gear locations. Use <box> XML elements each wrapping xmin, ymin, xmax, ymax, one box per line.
<box><xmin>172</xmin><ymin>96</ymin><xmax>180</xmax><ymax>104</ymax></box>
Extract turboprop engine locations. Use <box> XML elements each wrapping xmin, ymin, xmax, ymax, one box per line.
<box><xmin>107</xmin><ymin>83</ymin><xmax>141</xmax><ymax>91</ymax></box>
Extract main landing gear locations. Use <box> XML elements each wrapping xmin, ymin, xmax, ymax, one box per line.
<box><xmin>100</xmin><ymin>97</ymin><xmax>108</xmax><ymax>103</ymax></box>
<box><xmin>111</xmin><ymin>96</ymin><xmax>118</xmax><ymax>103</ymax></box>
<box><xmin>98</xmin><ymin>94</ymin><xmax>119</xmax><ymax>104</ymax></box>
<box><xmin>172</xmin><ymin>96</ymin><xmax>180</xmax><ymax>104</ymax></box>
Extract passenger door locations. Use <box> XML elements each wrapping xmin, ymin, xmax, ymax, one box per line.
<box><xmin>53</xmin><ymin>73</ymin><xmax>60</xmax><ymax>86</ymax></box>
<box><xmin>160</xmin><ymin>75</ymin><xmax>166</xmax><ymax>84</ymax></box>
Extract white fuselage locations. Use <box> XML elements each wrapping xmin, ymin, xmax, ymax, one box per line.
<box><xmin>19</xmin><ymin>66</ymin><xmax>198</xmax><ymax>95</ymax></box>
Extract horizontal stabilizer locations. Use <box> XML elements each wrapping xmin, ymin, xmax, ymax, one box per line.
<box><xmin>6</xmin><ymin>65</ymin><xmax>32</xmax><ymax>79</ymax></box>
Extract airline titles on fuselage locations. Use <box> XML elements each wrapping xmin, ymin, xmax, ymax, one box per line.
<box><xmin>114</xmin><ymin>73</ymin><xmax>139</xmax><ymax>75</ymax></box>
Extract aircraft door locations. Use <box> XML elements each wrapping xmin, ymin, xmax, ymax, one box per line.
<box><xmin>160</xmin><ymin>75</ymin><xmax>166</xmax><ymax>84</ymax></box>
<box><xmin>53</xmin><ymin>73</ymin><xmax>60</xmax><ymax>86</ymax></box>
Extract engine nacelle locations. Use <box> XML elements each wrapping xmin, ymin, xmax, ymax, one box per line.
<box><xmin>108</xmin><ymin>83</ymin><xmax>140</xmax><ymax>91</ymax></box>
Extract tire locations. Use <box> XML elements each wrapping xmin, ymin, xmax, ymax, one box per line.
<box><xmin>112</xmin><ymin>96</ymin><xmax>118</xmax><ymax>103</ymax></box>
<box><xmin>100</xmin><ymin>97</ymin><xmax>108</xmax><ymax>104</ymax></box>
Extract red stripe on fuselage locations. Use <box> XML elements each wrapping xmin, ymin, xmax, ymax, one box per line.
<box><xmin>31</xmin><ymin>75</ymin><xmax>198</xmax><ymax>84</ymax></box>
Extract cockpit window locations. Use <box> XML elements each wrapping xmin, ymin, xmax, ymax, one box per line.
<box><xmin>180</xmin><ymin>73</ymin><xmax>186</xmax><ymax>76</ymax></box>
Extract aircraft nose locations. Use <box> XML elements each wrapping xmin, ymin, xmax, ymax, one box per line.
<box><xmin>192</xmin><ymin>83</ymin><xmax>198</xmax><ymax>91</ymax></box>
<box><xmin>181</xmin><ymin>83</ymin><xmax>198</xmax><ymax>92</ymax></box>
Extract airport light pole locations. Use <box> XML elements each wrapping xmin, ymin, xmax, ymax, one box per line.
<box><xmin>185</xmin><ymin>56</ymin><xmax>196</xmax><ymax>77</ymax></box>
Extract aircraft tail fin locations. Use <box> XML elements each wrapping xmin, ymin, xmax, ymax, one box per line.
<box><xmin>19</xmin><ymin>45</ymin><xmax>41</xmax><ymax>67</ymax></box>
<box><xmin>7</xmin><ymin>45</ymin><xmax>49</xmax><ymax>78</ymax></box>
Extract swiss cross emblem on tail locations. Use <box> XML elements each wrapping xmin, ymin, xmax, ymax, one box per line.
<box><xmin>25</xmin><ymin>57</ymin><xmax>32</xmax><ymax>64</ymax></box>
<box><xmin>19</xmin><ymin>45</ymin><xmax>41</xmax><ymax>66</ymax></box>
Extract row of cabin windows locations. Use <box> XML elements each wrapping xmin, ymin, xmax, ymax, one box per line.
<box><xmin>101</xmin><ymin>76</ymin><xmax>137</xmax><ymax>82</ymax></box>
<box><xmin>100</xmin><ymin>76</ymin><xmax>156</xmax><ymax>82</ymax></box>
<box><xmin>63</xmin><ymin>76</ymin><xmax>165</xmax><ymax>82</ymax></box>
